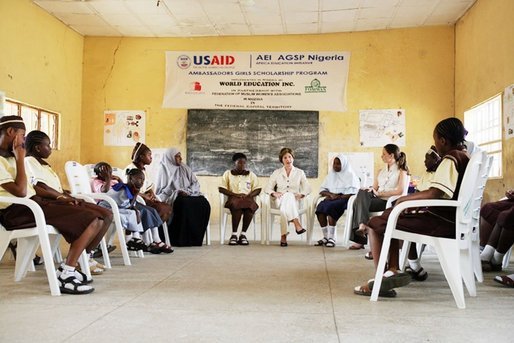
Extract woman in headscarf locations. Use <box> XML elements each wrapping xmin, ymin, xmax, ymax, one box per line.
<box><xmin>314</xmin><ymin>154</ymin><xmax>360</xmax><ymax>247</ymax></box>
<box><xmin>126</xmin><ymin>142</ymin><xmax>172</xmax><ymax>224</ymax></box>
<box><xmin>155</xmin><ymin>148</ymin><xmax>211</xmax><ymax>246</ymax></box>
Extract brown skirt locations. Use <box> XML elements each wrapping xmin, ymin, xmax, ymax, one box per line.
<box><xmin>481</xmin><ymin>199</ymin><xmax>514</xmax><ymax>228</ymax></box>
<box><xmin>0</xmin><ymin>196</ymin><xmax>112</xmax><ymax>244</ymax></box>
<box><xmin>368</xmin><ymin>207</ymin><xmax>456</xmax><ymax>239</ymax></box>
<box><xmin>225</xmin><ymin>196</ymin><xmax>259</xmax><ymax>213</ymax></box>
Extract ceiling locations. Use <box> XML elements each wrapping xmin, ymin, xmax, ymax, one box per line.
<box><xmin>33</xmin><ymin>0</ymin><xmax>477</xmax><ymax>38</ymax></box>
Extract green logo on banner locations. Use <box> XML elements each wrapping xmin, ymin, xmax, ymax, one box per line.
<box><xmin>305</xmin><ymin>79</ymin><xmax>326</xmax><ymax>93</ymax></box>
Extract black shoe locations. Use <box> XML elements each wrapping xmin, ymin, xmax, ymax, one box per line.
<box><xmin>295</xmin><ymin>228</ymin><xmax>306</xmax><ymax>235</ymax></box>
<box><xmin>92</xmin><ymin>245</ymin><xmax>117</xmax><ymax>258</ymax></box>
<box><xmin>280</xmin><ymin>241</ymin><xmax>288</xmax><ymax>247</ymax></box>
<box><xmin>33</xmin><ymin>255</ymin><xmax>44</xmax><ymax>266</ymax></box>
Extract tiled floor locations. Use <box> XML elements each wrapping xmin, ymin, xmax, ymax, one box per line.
<box><xmin>1</xmin><ymin>227</ymin><xmax>513</xmax><ymax>342</ymax></box>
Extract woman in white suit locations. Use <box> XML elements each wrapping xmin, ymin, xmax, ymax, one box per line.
<box><xmin>265</xmin><ymin>148</ymin><xmax>311</xmax><ymax>247</ymax></box>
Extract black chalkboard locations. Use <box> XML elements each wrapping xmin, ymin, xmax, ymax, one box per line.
<box><xmin>186</xmin><ymin>109</ymin><xmax>319</xmax><ymax>177</ymax></box>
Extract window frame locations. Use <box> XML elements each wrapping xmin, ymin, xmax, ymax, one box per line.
<box><xmin>464</xmin><ymin>93</ymin><xmax>503</xmax><ymax>179</ymax></box>
<box><xmin>4</xmin><ymin>98</ymin><xmax>60</xmax><ymax>150</ymax></box>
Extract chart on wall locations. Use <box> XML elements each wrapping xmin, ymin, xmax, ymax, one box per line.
<box><xmin>103</xmin><ymin>110</ymin><xmax>146</xmax><ymax>146</ymax></box>
<box><xmin>187</xmin><ymin>109</ymin><xmax>319</xmax><ymax>177</ymax></box>
<box><xmin>359</xmin><ymin>109</ymin><xmax>406</xmax><ymax>147</ymax></box>
<box><xmin>504</xmin><ymin>84</ymin><xmax>514</xmax><ymax>140</ymax></box>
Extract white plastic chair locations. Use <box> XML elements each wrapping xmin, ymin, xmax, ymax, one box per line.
<box><xmin>341</xmin><ymin>175</ymin><xmax>410</xmax><ymax>247</ymax></box>
<box><xmin>261</xmin><ymin>194</ymin><xmax>311</xmax><ymax>245</ymax></box>
<box><xmin>65</xmin><ymin>161</ymin><xmax>133</xmax><ymax>266</ymax></box>
<box><xmin>370</xmin><ymin>151</ymin><xmax>488</xmax><ymax>309</ymax></box>
<box><xmin>0</xmin><ymin>196</ymin><xmax>62</xmax><ymax>295</ymax></box>
<box><xmin>219</xmin><ymin>193</ymin><xmax>264</xmax><ymax>245</ymax></box>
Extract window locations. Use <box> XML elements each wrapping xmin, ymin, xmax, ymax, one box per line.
<box><xmin>4</xmin><ymin>99</ymin><xmax>59</xmax><ymax>149</ymax></box>
<box><xmin>464</xmin><ymin>94</ymin><xmax>502</xmax><ymax>178</ymax></box>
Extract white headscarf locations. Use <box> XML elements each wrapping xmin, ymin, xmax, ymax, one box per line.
<box><xmin>155</xmin><ymin>148</ymin><xmax>202</xmax><ymax>204</ymax></box>
<box><xmin>320</xmin><ymin>154</ymin><xmax>360</xmax><ymax>194</ymax></box>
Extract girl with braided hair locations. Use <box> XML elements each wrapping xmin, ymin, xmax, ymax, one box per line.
<box><xmin>0</xmin><ymin>121</ymin><xmax>111</xmax><ymax>294</ymax></box>
<box><xmin>125</xmin><ymin>143</ymin><xmax>172</xmax><ymax>224</ymax></box>
<box><xmin>354</xmin><ymin>117</ymin><xmax>470</xmax><ymax>298</ymax></box>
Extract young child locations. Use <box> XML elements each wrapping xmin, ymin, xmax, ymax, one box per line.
<box><xmin>95</xmin><ymin>165</ymin><xmax>173</xmax><ymax>254</ymax></box>
<box><xmin>0</xmin><ymin>118</ymin><xmax>110</xmax><ymax>295</ymax></box>
<box><xmin>126</xmin><ymin>143</ymin><xmax>172</xmax><ymax>224</ymax></box>
<box><xmin>354</xmin><ymin>118</ymin><xmax>470</xmax><ymax>298</ymax></box>
<box><xmin>24</xmin><ymin>130</ymin><xmax>113</xmax><ymax>276</ymax></box>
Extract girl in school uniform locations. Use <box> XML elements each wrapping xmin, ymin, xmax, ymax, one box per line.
<box><xmin>125</xmin><ymin>143</ymin><xmax>172</xmax><ymax>224</ymax></box>
<box><xmin>403</xmin><ymin>145</ymin><xmax>442</xmax><ymax>281</ymax></box>
<box><xmin>349</xmin><ymin>144</ymin><xmax>409</xmax><ymax>251</ymax></box>
<box><xmin>265</xmin><ymin>147</ymin><xmax>311</xmax><ymax>247</ymax></box>
<box><xmin>218</xmin><ymin>152</ymin><xmax>261</xmax><ymax>245</ymax></box>
<box><xmin>93</xmin><ymin>163</ymin><xmax>173</xmax><ymax>254</ymax></box>
<box><xmin>479</xmin><ymin>189</ymin><xmax>514</xmax><ymax>277</ymax></box>
<box><xmin>0</xmin><ymin>119</ymin><xmax>111</xmax><ymax>295</ymax></box>
<box><xmin>24</xmin><ymin>130</ymin><xmax>114</xmax><ymax>276</ymax></box>
<box><xmin>314</xmin><ymin>153</ymin><xmax>360</xmax><ymax>247</ymax></box>
<box><xmin>353</xmin><ymin>117</ymin><xmax>470</xmax><ymax>297</ymax></box>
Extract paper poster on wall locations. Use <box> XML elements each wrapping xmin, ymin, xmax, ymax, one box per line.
<box><xmin>359</xmin><ymin>109</ymin><xmax>406</xmax><ymax>147</ymax></box>
<box><xmin>504</xmin><ymin>84</ymin><xmax>514</xmax><ymax>140</ymax></box>
<box><xmin>328</xmin><ymin>152</ymin><xmax>374</xmax><ymax>188</ymax></box>
<box><xmin>103</xmin><ymin>110</ymin><xmax>146</xmax><ymax>147</ymax></box>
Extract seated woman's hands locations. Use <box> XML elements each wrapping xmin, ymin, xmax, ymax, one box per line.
<box><xmin>506</xmin><ymin>189</ymin><xmax>514</xmax><ymax>200</ymax></box>
<box><xmin>294</xmin><ymin>193</ymin><xmax>304</xmax><ymax>201</ymax></box>
<box><xmin>271</xmin><ymin>192</ymin><xmax>283</xmax><ymax>199</ymax></box>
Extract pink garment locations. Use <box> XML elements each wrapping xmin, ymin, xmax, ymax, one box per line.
<box><xmin>91</xmin><ymin>178</ymin><xmax>118</xmax><ymax>193</ymax></box>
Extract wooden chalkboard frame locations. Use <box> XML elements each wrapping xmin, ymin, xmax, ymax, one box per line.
<box><xmin>186</xmin><ymin>109</ymin><xmax>319</xmax><ymax>177</ymax></box>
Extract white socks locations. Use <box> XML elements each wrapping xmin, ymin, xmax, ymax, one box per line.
<box><xmin>492</xmin><ymin>251</ymin><xmax>505</xmax><ymax>265</ymax></box>
<box><xmin>480</xmin><ymin>245</ymin><xmax>495</xmax><ymax>261</ymax></box>
<box><xmin>151</xmin><ymin>227</ymin><xmax>162</xmax><ymax>243</ymax></box>
<box><xmin>60</xmin><ymin>263</ymin><xmax>76</xmax><ymax>279</ymax></box>
<box><xmin>327</xmin><ymin>226</ymin><xmax>335</xmax><ymax>240</ymax></box>
<box><xmin>408</xmin><ymin>259</ymin><xmax>421</xmax><ymax>272</ymax></box>
<box><xmin>321</xmin><ymin>226</ymin><xmax>327</xmax><ymax>238</ymax></box>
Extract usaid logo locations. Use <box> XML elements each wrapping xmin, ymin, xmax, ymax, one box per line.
<box><xmin>177</xmin><ymin>55</ymin><xmax>192</xmax><ymax>69</ymax></box>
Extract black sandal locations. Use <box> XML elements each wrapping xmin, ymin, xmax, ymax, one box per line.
<box><xmin>405</xmin><ymin>266</ymin><xmax>428</xmax><ymax>281</ymax></box>
<box><xmin>57</xmin><ymin>266</ymin><xmax>93</xmax><ymax>284</ymax></box>
<box><xmin>228</xmin><ymin>235</ymin><xmax>238</xmax><ymax>245</ymax></box>
<box><xmin>325</xmin><ymin>238</ymin><xmax>336</xmax><ymax>248</ymax></box>
<box><xmin>280</xmin><ymin>241</ymin><xmax>288</xmax><ymax>247</ymax></box>
<box><xmin>238</xmin><ymin>235</ymin><xmax>249</xmax><ymax>246</ymax></box>
<box><xmin>127</xmin><ymin>238</ymin><xmax>147</xmax><ymax>251</ymax></box>
<box><xmin>58</xmin><ymin>275</ymin><xmax>94</xmax><ymax>295</ymax></box>
<box><xmin>295</xmin><ymin>228</ymin><xmax>307</xmax><ymax>235</ymax></box>
<box><xmin>315</xmin><ymin>238</ymin><xmax>328</xmax><ymax>246</ymax></box>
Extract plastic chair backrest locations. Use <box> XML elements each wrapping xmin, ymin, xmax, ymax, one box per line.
<box><xmin>65</xmin><ymin>161</ymin><xmax>93</xmax><ymax>194</ymax></box>
<box><xmin>455</xmin><ymin>151</ymin><xmax>486</xmax><ymax>245</ymax></box>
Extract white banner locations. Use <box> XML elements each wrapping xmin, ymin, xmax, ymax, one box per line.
<box><xmin>163</xmin><ymin>51</ymin><xmax>350</xmax><ymax>111</ymax></box>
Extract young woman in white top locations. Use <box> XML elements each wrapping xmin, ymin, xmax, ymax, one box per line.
<box><xmin>265</xmin><ymin>148</ymin><xmax>311</xmax><ymax>247</ymax></box>
<box><xmin>349</xmin><ymin>144</ymin><xmax>409</xmax><ymax>250</ymax></box>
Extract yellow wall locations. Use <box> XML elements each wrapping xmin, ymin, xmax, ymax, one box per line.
<box><xmin>455</xmin><ymin>0</ymin><xmax>514</xmax><ymax>202</ymax></box>
<box><xmin>0</xmin><ymin>0</ymin><xmax>84</xmax><ymax>181</ymax></box>
<box><xmin>82</xmin><ymin>27</ymin><xmax>455</xmax><ymax>219</ymax></box>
